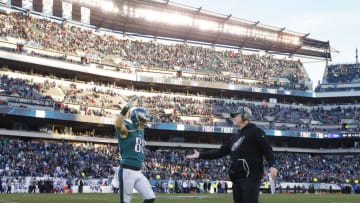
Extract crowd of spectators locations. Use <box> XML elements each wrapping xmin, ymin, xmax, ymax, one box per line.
<box><xmin>0</xmin><ymin>72</ymin><xmax>54</xmax><ymax>101</ymax></box>
<box><xmin>0</xmin><ymin>175</ymin><xmax>96</xmax><ymax>194</ymax></box>
<box><xmin>325</xmin><ymin>64</ymin><xmax>360</xmax><ymax>84</ymax></box>
<box><xmin>2</xmin><ymin>71</ymin><xmax>360</xmax><ymax>132</ymax></box>
<box><xmin>0</xmin><ymin>137</ymin><xmax>118</xmax><ymax>179</ymax></box>
<box><xmin>276</xmin><ymin>152</ymin><xmax>360</xmax><ymax>184</ymax></box>
<box><xmin>145</xmin><ymin>150</ymin><xmax>360</xmax><ymax>185</ymax></box>
<box><xmin>1</xmin><ymin>137</ymin><xmax>360</xmax><ymax>185</ymax></box>
<box><xmin>0</xmin><ymin>12</ymin><xmax>310</xmax><ymax>91</ymax></box>
<box><xmin>144</xmin><ymin>150</ymin><xmax>230</xmax><ymax>182</ymax></box>
<box><xmin>1</xmin><ymin>8</ymin><xmax>360</xmax><ymax>195</ymax></box>
<box><xmin>315</xmin><ymin>63</ymin><xmax>360</xmax><ymax>92</ymax></box>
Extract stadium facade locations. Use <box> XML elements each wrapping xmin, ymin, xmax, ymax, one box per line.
<box><xmin>0</xmin><ymin>0</ymin><xmax>359</xmax><ymax>195</ymax></box>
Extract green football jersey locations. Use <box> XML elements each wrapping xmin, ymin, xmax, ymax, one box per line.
<box><xmin>116</xmin><ymin>120</ymin><xmax>145</xmax><ymax>169</ymax></box>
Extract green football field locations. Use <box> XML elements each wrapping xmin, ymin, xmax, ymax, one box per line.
<box><xmin>0</xmin><ymin>193</ymin><xmax>360</xmax><ymax>203</ymax></box>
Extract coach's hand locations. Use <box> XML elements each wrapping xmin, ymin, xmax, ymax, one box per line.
<box><xmin>186</xmin><ymin>150</ymin><xmax>199</xmax><ymax>159</ymax></box>
<box><xmin>270</xmin><ymin>167</ymin><xmax>278</xmax><ymax>179</ymax></box>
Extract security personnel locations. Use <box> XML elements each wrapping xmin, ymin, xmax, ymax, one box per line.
<box><xmin>186</xmin><ymin>106</ymin><xmax>277</xmax><ymax>203</ymax></box>
<box><xmin>114</xmin><ymin>96</ymin><xmax>155</xmax><ymax>203</ymax></box>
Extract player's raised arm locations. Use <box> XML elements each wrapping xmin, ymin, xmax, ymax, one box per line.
<box><xmin>115</xmin><ymin>96</ymin><xmax>138</xmax><ymax>139</ymax></box>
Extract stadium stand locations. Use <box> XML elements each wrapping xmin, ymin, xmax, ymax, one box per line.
<box><xmin>0</xmin><ymin>12</ymin><xmax>311</xmax><ymax>91</ymax></box>
<box><xmin>316</xmin><ymin>63</ymin><xmax>360</xmax><ymax>92</ymax></box>
<box><xmin>0</xmin><ymin>6</ymin><xmax>359</xmax><ymax>196</ymax></box>
<box><xmin>1</xmin><ymin>136</ymin><xmax>359</xmax><ymax>185</ymax></box>
<box><xmin>1</xmin><ymin>68</ymin><xmax>360</xmax><ymax>133</ymax></box>
<box><xmin>326</xmin><ymin>64</ymin><xmax>360</xmax><ymax>84</ymax></box>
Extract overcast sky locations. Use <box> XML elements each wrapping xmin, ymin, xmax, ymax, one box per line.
<box><xmin>172</xmin><ymin>0</ymin><xmax>360</xmax><ymax>87</ymax></box>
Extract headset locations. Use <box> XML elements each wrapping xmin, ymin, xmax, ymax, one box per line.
<box><xmin>239</xmin><ymin>106</ymin><xmax>252</xmax><ymax>121</ymax></box>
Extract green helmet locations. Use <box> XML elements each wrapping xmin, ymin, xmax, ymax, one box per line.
<box><xmin>130</xmin><ymin>108</ymin><xmax>150</xmax><ymax>129</ymax></box>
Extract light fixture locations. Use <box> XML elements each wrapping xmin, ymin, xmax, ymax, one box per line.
<box><xmin>101</xmin><ymin>1</ymin><xmax>113</xmax><ymax>12</ymax></box>
<box><xmin>74</xmin><ymin>0</ymin><xmax>119</xmax><ymax>13</ymax></box>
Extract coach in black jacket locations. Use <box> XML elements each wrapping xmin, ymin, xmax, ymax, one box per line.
<box><xmin>186</xmin><ymin>106</ymin><xmax>278</xmax><ymax>203</ymax></box>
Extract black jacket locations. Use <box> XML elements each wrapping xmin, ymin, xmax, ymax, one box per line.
<box><xmin>199</xmin><ymin>123</ymin><xmax>275</xmax><ymax>181</ymax></box>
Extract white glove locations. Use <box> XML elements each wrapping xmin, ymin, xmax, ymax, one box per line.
<box><xmin>127</xmin><ymin>95</ymin><xmax>138</xmax><ymax>109</ymax></box>
<box><xmin>121</xmin><ymin>96</ymin><xmax>138</xmax><ymax>116</ymax></box>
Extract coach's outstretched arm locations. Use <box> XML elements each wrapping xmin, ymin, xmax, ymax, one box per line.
<box><xmin>186</xmin><ymin>140</ymin><xmax>232</xmax><ymax>159</ymax></box>
<box><xmin>186</xmin><ymin>150</ymin><xmax>200</xmax><ymax>159</ymax></box>
<box><xmin>115</xmin><ymin>96</ymin><xmax>138</xmax><ymax>139</ymax></box>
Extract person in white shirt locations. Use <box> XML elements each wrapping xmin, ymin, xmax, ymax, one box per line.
<box><xmin>112</xmin><ymin>166</ymin><xmax>120</xmax><ymax>193</ymax></box>
<box><xmin>182</xmin><ymin>180</ymin><xmax>188</xmax><ymax>193</ymax></box>
<box><xmin>268</xmin><ymin>171</ymin><xmax>275</xmax><ymax>194</ymax></box>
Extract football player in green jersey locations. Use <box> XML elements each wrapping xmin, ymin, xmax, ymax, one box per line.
<box><xmin>114</xmin><ymin>96</ymin><xmax>155</xmax><ymax>203</ymax></box>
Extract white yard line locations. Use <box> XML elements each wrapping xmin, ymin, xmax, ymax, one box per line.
<box><xmin>0</xmin><ymin>200</ymin><xmax>19</xmax><ymax>203</ymax></box>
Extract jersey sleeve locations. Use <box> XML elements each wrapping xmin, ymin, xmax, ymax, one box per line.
<box><xmin>123</xmin><ymin>120</ymin><xmax>132</xmax><ymax>129</ymax></box>
<box><xmin>255</xmin><ymin>128</ymin><xmax>275</xmax><ymax>167</ymax></box>
<box><xmin>116</xmin><ymin>120</ymin><xmax>132</xmax><ymax>139</ymax></box>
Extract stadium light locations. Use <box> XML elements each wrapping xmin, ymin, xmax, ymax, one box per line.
<box><xmin>101</xmin><ymin>1</ymin><xmax>114</xmax><ymax>12</ymax></box>
<box><xmin>143</xmin><ymin>10</ymin><xmax>158</xmax><ymax>21</ymax></box>
<box><xmin>127</xmin><ymin>7</ymin><xmax>219</xmax><ymax>32</ymax></box>
<box><xmin>74</xmin><ymin>0</ymin><xmax>118</xmax><ymax>13</ymax></box>
<box><xmin>130</xmin><ymin>8</ymin><xmax>193</xmax><ymax>27</ymax></box>
<box><xmin>121</xmin><ymin>4</ymin><xmax>301</xmax><ymax>45</ymax></box>
<box><xmin>75</xmin><ymin>1</ymin><xmax>303</xmax><ymax>46</ymax></box>
<box><xmin>195</xmin><ymin>19</ymin><xmax>219</xmax><ymax>32</ymax></box>
<box><xmin>224</xmin><ymin>23</ymin><xmax>300</xmax><ymax>45</ymax></box>
<box><xmin>167</xmin><ymin>13</ymin><xmax>193</xmax><ymax>26</ymax></box>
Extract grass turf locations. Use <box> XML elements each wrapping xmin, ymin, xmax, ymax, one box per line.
<box><xmin>0</xmin><ymin>193</ymin><xmax>360</xmax><ymax>203</ymax></box>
